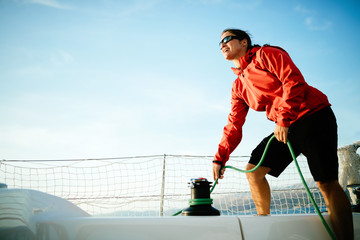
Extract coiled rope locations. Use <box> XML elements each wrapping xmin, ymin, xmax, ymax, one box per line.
<box><xmin>174</xmin><ymin>135</ymin><xmax>336</xmax><ymax>240</ymax></box>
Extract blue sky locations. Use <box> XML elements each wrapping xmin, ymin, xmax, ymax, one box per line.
<box><xmin>1</xmin><ymin>0</ymin><xmax>359</xmax><ymax>159</ymax></box>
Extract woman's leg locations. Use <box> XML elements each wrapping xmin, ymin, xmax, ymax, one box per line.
<box><xmin>317</xmin><ymin>180</ymin><xmax>354</xmax><ymax>240</ymax></box>
<box><xmin>245</xmin><ymin>163</ymin><xmax>272</xmax><ymax>215</ymax></box>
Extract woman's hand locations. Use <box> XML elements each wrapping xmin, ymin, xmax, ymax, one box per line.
<box><xmin>274</xmin><ymin>125</ymin><xmax>289</xmax><ymax>144</ymax></box>
<box><xmin>213</xmin><ymin>163</ymin><xmax>225</xmax><ymax>181</ymax></box>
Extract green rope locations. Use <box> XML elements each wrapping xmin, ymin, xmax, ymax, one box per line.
<box><xmin>188</xmin><ymin>198</ymin><xmax>213</xmax><ymax>205</ymax></box>
<box><xmin>173</xmin><ymin>135</ymin><xmax>337</xmax><ymax>240</ymax></box>
<box><xmin>172</xmin><ymin>197</ymin><xmax>214</xmax><ymax>216</ymax></box>
<box><xmin>172</xmin><ymin>199</ymin><xmax>214</xmax><ymax>216</ymax></box>
<box><xmin>172</xmin><ymin>209</ymin><xmax>183</xmax><ymax>217</ymax></box>
<box><xmin>172</xmin><ymin>134</ymin><xmax>274</xmax><ymax>217</ymax></box>
<box><xmin>210</xmin><ymin>134</ymin><xmax>275</xmax><ymax>194</ymax></box>
<box><xmin>286</xmin><ymin>139</ymin><xmax>336</xmax><ymax>240</ymax></box>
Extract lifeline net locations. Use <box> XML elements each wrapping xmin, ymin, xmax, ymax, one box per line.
<box><xmin>0</xmin><ymin>154</ymin><xmax>328</xmax><ymax>216</ymax></box>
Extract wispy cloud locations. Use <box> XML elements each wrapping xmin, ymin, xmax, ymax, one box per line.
<box><xmin>25</xmin><ymin>0</ymin><xmax>74</xmax><ymax>10</ymax></box>
<box><xmin>118</xmin><ymin>0</ymin><xmax>161</xmax><ymax>17</ymax></box>
<box><xmin>186</xmin><ymin>0</ymin><xmax>225</xmax><ymax>5</ymax></box>
<box><xmin>294</xmin><ymin>5</ymin><xmax>314</xmax><ymax>15</ymax></box>
<box><xmin>13</xmin><ymin>49</ymin><xmax>75</xmax><ymax>78</ymax></box>
<box><xmin>294</xmin><ymin>4</ymin><xmax>332</xmax><ymax>31</ymax></box>
<box><xmin>304</xmin><ymin>17</ymin><xmax>332</xmax><ymax>31</ymax></box>
<box><xmin>233</xmin><ymin>0</ymin><xmax>262</xmax><ymax>10</ymax></box>
<box><xmin>50</xmin><ymin>50</ymin><xmax>74</xmax><ymax>67</ymax></box>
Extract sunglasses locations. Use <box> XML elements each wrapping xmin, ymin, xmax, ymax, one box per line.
<box><xmin>219</xmin><ymin>35</ymin><xmax>243</xmax><ymax>48</ymax></box>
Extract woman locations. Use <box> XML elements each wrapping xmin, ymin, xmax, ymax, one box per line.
<box><xmin>212</xmin><ymin>29</ymin><xmax>353</xmax><ymax>240</ymax></box>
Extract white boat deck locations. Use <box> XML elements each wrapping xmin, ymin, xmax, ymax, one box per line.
<box><xmin>1</xmin><ymin>188</ymin><xmax>359</xmax><ymax>240</ymax></box>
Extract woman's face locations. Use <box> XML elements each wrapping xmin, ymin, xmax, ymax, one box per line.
<box><xmin>220</xmin><ymin>32</ymin><xmax>247</xmax><ymax>61</ymax></box>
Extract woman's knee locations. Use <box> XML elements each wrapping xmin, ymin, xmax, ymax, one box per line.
<box><xmin>316</xmin><ymin>180</ymin><xmax>341</xmax><ymax>193</ymax></box>
<box><xmin>245</xmin><ymin>163</ymin><xmax>256</xmax><ymax>171</ymax></box>
<box><xmin>245</xmin><ymin>164</ymin><xmax>270</xmax><ymax>181</ymax></box>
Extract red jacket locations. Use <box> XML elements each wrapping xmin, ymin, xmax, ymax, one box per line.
<box><xmin>215</xmin><ymin>45</ymin><xmax>330</xmax><ymax>165</ymax></box>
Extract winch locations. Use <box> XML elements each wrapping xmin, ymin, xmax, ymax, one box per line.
<box><xmin>181</xmin><ymin>178</ymin><xmax>220</xmax><ymax>216</ymax></box>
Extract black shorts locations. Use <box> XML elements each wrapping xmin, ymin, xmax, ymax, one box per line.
<box><xmin>249</xmin><ymin>106</ymin><xmax>339</xmax><ymax>181</ymax></box>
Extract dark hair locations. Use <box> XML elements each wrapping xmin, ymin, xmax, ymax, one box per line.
<box><xmin>221</xmin><ymin>29</ymin><xmax>253</xmax><ymax>50</ymax></box>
